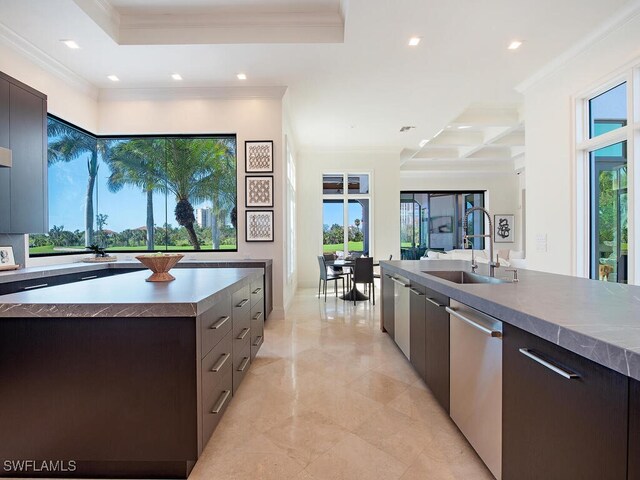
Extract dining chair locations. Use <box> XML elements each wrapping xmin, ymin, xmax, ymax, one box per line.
<box><xmin>317</xmin><ymin>256</ymin><xmax>345</xmax><ymax>301</ymax></box>
<box><xmin>373</xmin><ymin>254</ymin><xmax>393</xmax><ymax>280</ymax></box>
<box><xmin>352</xmin><ymin>257</ymin><xmax>375</xmax><ymax>305</ymax></box>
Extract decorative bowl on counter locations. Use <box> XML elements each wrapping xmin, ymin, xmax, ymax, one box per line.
<box><xmin>135</xmin><ymin>253</ymin><xmax>184</xmax><ymax>282</ymax></box>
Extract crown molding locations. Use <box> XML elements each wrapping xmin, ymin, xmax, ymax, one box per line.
<box><xmin>516</xmin><ymin>0</ymin><xmax>640</xmax><ymax>93</ymax></box>
<box><xmin>74</xmin><ymin>0</ymin><xmax>344</xmax><ymax>45</ymax></box>
<box><xmin>98</xmin><ymin>86</ymin><xmax>288</xmax><ymax>102</ymax></box>
<box><xmin>0</xmin><ymin>22</ymin><xmax>98</xmax><ymax>99</ymax></box>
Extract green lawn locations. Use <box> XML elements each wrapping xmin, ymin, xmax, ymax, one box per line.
<box><xmin>29</xmin><ymin>244</ymin><xmax>237</xmax><ymax>255</ymax></box>
<box><xmin>323</xmin><ymin>241</ymin><xmax>364</xmax><ymax>253</ymax></box>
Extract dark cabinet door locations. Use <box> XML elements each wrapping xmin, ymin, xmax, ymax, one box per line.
<box><xmin>409</xmin><ymin>284</ymin><xmax>426</xmax><ymax>381</ymax></box>
<box><xmin>381</xmin><ymin>270</ymin><xmax>394</xmax><ymax>337</ymax></box>
<box><xmin>423</xmin><ymin>287</ymin><xmax>449</xmax><ymax>413</ymax></box>
<box><xmin>629</xmin><ymin>379</ymin><xmax>640</xmax><ymax>480</ymax></box>
<box><xmin>0</xmin><ymin>77</ymin><xmax>10</xmax><ymax>232</ymax></box>
<box><xmin>9</xmin><ymin>83</ymin><xmax>47</xmax><ymax>234</ymax></box>
<box><xmin>502</xmin><ymin>323</ymin><xmax>628</xmax><ymax>480</ymax></box>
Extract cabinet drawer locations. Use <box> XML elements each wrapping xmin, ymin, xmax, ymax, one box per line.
<box><xmin>233</xmin><ymin>341</ymin><xmax>251</xmax><ymax>394</ymax></box>
<box><xmin>201</xmin><ymin>296</ymin><xmax>232</xmax><ymax>358</ymax></box>
<box><xmin>250</xmin><ymin>277</ymin><xmax>264</xmax><ymax>307</ymax></box>
<box><xmin>232</xmin><ymin>284</ymin><xmax>251</xmax><ymax>310</ymax></box>
<box><xmin>202</xmin><ymin>370</ymin><xmax>233</xmax><ymax>446</ymax></box>
<box><xmin>233</xmin><ymin>299</ymin><xmax>251</xmax><ymax>339</ymax></box>
<box><xmin>250</xmin><ymin>318</ymin><xmax>264</xmax><ymax>360</ymax></box>
<box><xmin>202</xmin><ymin>330</ymin><xmax>233</xmax><ymax>400</ymax></box>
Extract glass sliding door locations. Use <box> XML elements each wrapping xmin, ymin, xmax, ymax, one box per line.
<box><xmin>323</xmin><ymin>199</ymin><xmax>345</xmax><ymax>254</ymax></box>
<box><xmin>348</xmin><ymin>199</ymin><xmax>369</xmax><ymax>254</ymax></box>
<box><xmin>590</xmin><ymin>141</ymin><xmax>628</xmax><ymax>283</ymax></box>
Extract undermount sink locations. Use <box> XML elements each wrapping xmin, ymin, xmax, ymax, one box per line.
<box><xmin>422</xmin><ymin>270</ymin><xmax>508</xmax><ymax>285</ymax></box>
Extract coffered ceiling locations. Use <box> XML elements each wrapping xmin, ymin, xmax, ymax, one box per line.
<box><xmin>0</xmin><ymin>0</ymin><xmax>636</xmax><ymax>162</ymax></box>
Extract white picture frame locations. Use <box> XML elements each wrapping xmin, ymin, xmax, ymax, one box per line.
<box><xmin>0</xmin><ymin>246</ymin><xmax>16</xmax><ymax>265</ymax></box>
<box><xmin>494</xmin><ymin>214</ymin><xmax>515</xmax><ymax>243</ymax></box>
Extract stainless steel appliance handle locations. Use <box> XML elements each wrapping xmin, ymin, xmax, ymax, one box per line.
<box><xmin>426</xmin><ymin>297</ymin><xmax>446</xmax><ymax>308</ymax></box>
<box><xmin>519</xmin><ymin>348</ymin><xmax>579</xmax><ymax>379</ymax></box>
<box><xmin>446</xmin><ymin>307</ymin><xmax>502</xmax><ymax>338</ymax></box>
<box><xmin>211</xmin><ymin>390</ymin><xmax>231</xmax><ymax>414</ymax></box>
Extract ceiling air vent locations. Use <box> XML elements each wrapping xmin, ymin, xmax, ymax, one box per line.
<box><xmin>399</xmin><ymin>126</ymin><xmax>415</xmax><ymax>133</ymax></box>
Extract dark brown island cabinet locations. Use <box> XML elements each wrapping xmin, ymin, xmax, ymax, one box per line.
<box><xmin>502</xmin><ymin>323</ymin><xmax>628</xmax><ymax>480</ymax></box>
<box><xmin>0</xmin><ymin>270</ymin><xmax>265</xmax><ymax>479</ymax></box>
<box><xmin>0</xmin><ymin>71</ymin><xmax>48</xmax><ymax>234</ymax></box>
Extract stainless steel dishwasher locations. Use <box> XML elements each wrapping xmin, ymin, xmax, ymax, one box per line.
<box><xmin>391</xmin><ymin>274</ymin><xmax>411</xmax><ymax>359</ymax></box>
<box><xmin>447</xmin><ymin>300</ymin><xmax>502</xmax><ymax>480</ymax></box>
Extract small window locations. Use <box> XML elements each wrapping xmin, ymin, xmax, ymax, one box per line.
<box><xmin>347</xmin><ymin>174</ymin><xmax>369</xmax><ymax>194</ymax></box>
<box><xmin>322</xmin><ymin>174</ymin><xmax>344</xmax><ymax>194</ymax></box>
<box><xmin>589</xmin><ymin>83</ymin><xmax>627</xmax><ymax>138</ymax></box>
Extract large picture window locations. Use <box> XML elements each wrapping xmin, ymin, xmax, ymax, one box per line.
<box><xmin>30</xmin><ymin>116</ymin><xmax>237</xmax><ymax>256</ymax></box>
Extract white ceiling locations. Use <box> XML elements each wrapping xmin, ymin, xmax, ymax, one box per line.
<box><xmin>0</xmin><ymin>0</ymin><xmax>635</xmax><ymax>153</ymax></box>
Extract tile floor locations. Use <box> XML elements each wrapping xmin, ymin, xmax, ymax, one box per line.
<box><xmin>189</xmin><ymin>288</ymin><xmax>494</xmax><ymax>480</ymax></box>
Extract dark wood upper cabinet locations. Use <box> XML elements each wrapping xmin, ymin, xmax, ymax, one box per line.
<box><xmin>381</xmin><ymin>270</ymin><xmax>394</xmax><ymax>337</ymax></box>
<box><xmin>0</xmin><ymin>72</ymin><xmax>47</xmax><ymax>234</ymax></box>
<box><xmin>423</xmin><ymin>287</ymin><xmax>449</xmax><ymax>413</ymax></box>
<box><xmin>409</xmin><ymin>283</ymin><xmax>426</xmax><ymax>381</ymax></box>
<box><xmin>502</xmin><ymin>323</ymin><xmax>628</xmax><ymax>480</ymax></box>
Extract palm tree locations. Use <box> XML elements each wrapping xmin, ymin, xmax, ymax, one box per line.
<box><xmin>164</xmin><ymin>138</ymin><xmax>235</xmax><ymax>250</ymax></box>
<box><xmin>210</xmin><ymin>138</ymin><xmax>237</xmax><ymax>249</ymax></box>
<box><xmin>47</xmin><ymin>118</ymin><xmax>100</xmax><ymax>247</ymax></box>
<box><xmin>102</xmin><ymin>138</ymin><xmax>165</xmax><ymax>250</ymax></box>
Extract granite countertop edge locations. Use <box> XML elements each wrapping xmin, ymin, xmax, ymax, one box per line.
<box><xmin>381</xmin><ymin>260</ymin><xmax>640</xmax><ymax>382</ymax></box>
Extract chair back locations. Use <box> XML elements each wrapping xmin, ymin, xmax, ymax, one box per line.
<box><xmin>317</xmin><ymin>256</ymin><xmax>329</xmax><ymax>280</ymax></box>
<box><xmin>323</xmin><ymin>253</ymin><xmax>335</xmax><ymax>261</ymax></box>
<box><xmin>353</xmin><ymin>257</ymin><xmax>374</xmax><ymax>283</ymax></box>
<box><xmin>389</xmin><ymin>254</ymin><xmax>393</xmax><ymax>260</ymax></box>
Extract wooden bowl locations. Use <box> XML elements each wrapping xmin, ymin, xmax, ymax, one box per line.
<box><xmin>135</xmin><ymin>254</ymin><xmax>184</xmax><ymax>282</ymax></box>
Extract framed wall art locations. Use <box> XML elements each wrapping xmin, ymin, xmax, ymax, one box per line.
<box><xmin>494</xmin><ymin>214</ymin><xmax>515</xmax><ymax>243</ymax></box>
<box><xmin>245</xmin><ymin>140</ymin><xmax>274</xmax><ymax>173</ymax></box>
<box><xmin>245</xmin><ymin>175</ymin><xmax>274</xmax><ymax>208</ymax></box>
<box><xmin>246</xmin><ymin>210</ymin><xmax>274</xmax><ymax>242</ymax></box>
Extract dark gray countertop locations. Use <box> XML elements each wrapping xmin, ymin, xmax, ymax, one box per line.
<box><xmin>0</xmin><ymin>268</ymin><xmax>262</xmax><ymax>318</ymax></box>
<box><xmin>0</xmin><ymin>259</ymin><xmax>273</xmax><ymax>285</ymax></box>
<box><xmin>381</xmin><ymin>260</ymin><xmax>640</xmax><ymax>381</ymax></box>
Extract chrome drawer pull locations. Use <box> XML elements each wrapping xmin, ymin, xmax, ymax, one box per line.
<box><xmin>252</xmin><ymin>287</ymin><xmax>262</xmax><ymax>294</ymax></box>
<box><xmin>210</xmin><ymin>316</ymin><xmax>230</xmax><ymax>330</ymax></box>
<box><xmin>391</xmin><ymin>277</ymin><xmax>410</xmax><ymax>287</ymax></box>
<box><xmin>211</xmin><ymin>353</ymin><xmax>230</xmax><ymax>372</ymax></box>
<box><xmin>426</xmin><ymin>297</ymin><xmax>446</xmax><ymax>308</ymax></box>
<box><xmin>384</xmin><ymin>273</ymin><xmax>393</xmax><ymax>278</ymax></box>
<box><xmin>446</xmin><ymin>307</ymin><xmax>502</xmax><ymax>338</ymax></box>
<box><xmin>236</xmin><ymin>299</ymin><xmax>249</xmax><ymax>308</ymax></box>
<box><xmin>252</xmin><ymin>312</ymin><xmax>263</xmax><ymax>321</ymax></box>
<box><xmin>253</xmin><ymin>335</ymin><xmax>263</xmax><ymax>347</ymax></box>
<box><xmin>211</xmin><ymin>390</ymin><xmax>231</xmax><ymax>414</ymax></box>
<box><xmin>81</xmin><ymin>275</ymin><xmax>98</xmax><ymax>280</ymax></box>
<box><xmin>24</xmin><ymin>283</ymin><xmax>48</xmax><ymax>290</ymax></box>
<box><xmin>237</xmin><ymin>357</ymin><xmax>250</xmax><ymax>372</ymax></box>
<box><xmin>519</xmin><ymin>348</ymin><xmax>580</xmax><ymax>380</ymax></box>
<box><xmin>409</xmin><ymin>288</ymin><xmax>424</xmax><ymax>296</ymax></box>
<box><xmin>237</xmin><ymin>327</ymin><xmax>250</xmax><ymax>340</ymax></box>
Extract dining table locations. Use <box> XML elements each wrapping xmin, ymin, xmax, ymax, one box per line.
<box><xmin>326</xmin><ymin>258</ymin><xmax>380</xmax><ymax>301</ymax></box>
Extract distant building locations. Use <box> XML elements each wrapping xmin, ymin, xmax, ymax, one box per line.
<box><xmin>196</xmin><ymin>208</ymin><xmax>212</xmax><ymax>228</ymax></box>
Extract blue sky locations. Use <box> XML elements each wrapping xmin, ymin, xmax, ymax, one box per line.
<box><xmin>323</xmin><ymin>201</ymin><xmax>365</xmax><ymax>227</ymax></box>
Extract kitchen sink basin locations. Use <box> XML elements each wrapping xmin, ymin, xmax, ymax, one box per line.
<box><xmin>422</xmin><ymin>270</ymin><xmax>508</xmax><ymax>285</ymax></box>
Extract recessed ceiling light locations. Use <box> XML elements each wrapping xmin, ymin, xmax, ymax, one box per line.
<box><xmin>419</xmin><ymin>139</ymin><xmax>429</xmax><ymax>148</ymax></box>
<box><xmin>457</xmin><ymin>125</ymin><xmax>471</xmax><ymax>129</ymax></box>
<box><xmin>408</xmin><ymin>36</ymin><xmax>422</xmax><ymax>46</ymax></box>
<box><xmin>237</xmin><ymin>73</ymin><xmax>247</xmax><ymax>80</ymax></box>
<box><xmin>60</xmin><ymin>39</ymin><xmax>80</xmax><ymax>49</ymax></box>
<box><xmin>107</xmin><ymin>75</ymin><xmax>120</xmax><ymax>82</ymax></box>
<box><xmin>508</xmin><ymin>40</ymin><xmax>523</xmax><ymax>50</ymax></box>
<box><xmin>171</xmin><ymin>73</ymin><xmax>183</xmax><ymax>81</ymax></box>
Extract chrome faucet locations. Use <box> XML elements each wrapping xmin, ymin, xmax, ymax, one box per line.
<box><xmin>462</xmin><ymin>207</ymin><xmax>500</xmax><ymax>277</ymax></box>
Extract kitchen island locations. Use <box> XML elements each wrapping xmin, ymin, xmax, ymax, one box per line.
<box><xmin>380</xmin><ymin>260</ymin><xmax>640</xmax><ymax>480</ymax></box>
<box><xmin>0</xmin><ymin>268</ymin><xmax>266</xmax><ymax>478</ymax></box>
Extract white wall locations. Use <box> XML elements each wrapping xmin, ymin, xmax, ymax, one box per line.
<box><xmin>281</xmin><ymin>89</ymin><xmax>298</xmax><ymax>310</ymax></box>
<box><xmin>400</xmin><ymin>171</ymin><xmax>523</xmax><ymax>253</ymax></box>
<box><xmin>296</xmin><ymin>149</ymin><xmax>401</xmax><ymax>288</ymax></box>
<box><xmin>523</xmin><ymin>10</ymin><xmax>640</xmax><ymax>277</ymax></box>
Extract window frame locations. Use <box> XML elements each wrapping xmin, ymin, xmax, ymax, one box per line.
<box><xmin>574</xmin><ymin>66</ymin><xmax>639</xmax><ymax>283</ymax></box>
<box><xmin>321</xmin><ymin>171</ymin><xmax>374</xmax><ymax>257</ymax></box>
<box><xmin>30</xmin><ymin>114</ymin><xmax>238</xmax><ymax>257</ymax></box>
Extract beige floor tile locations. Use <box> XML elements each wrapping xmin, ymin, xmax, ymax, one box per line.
<box><xmin>188</xmin><ymin>288</ymin><xmax>490</xmax><ymax>480</ymax></box>
<box><xmin>305</xmin><ymin>432</ymin><xmax>408</xmax><ymax>480</ymax></box>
